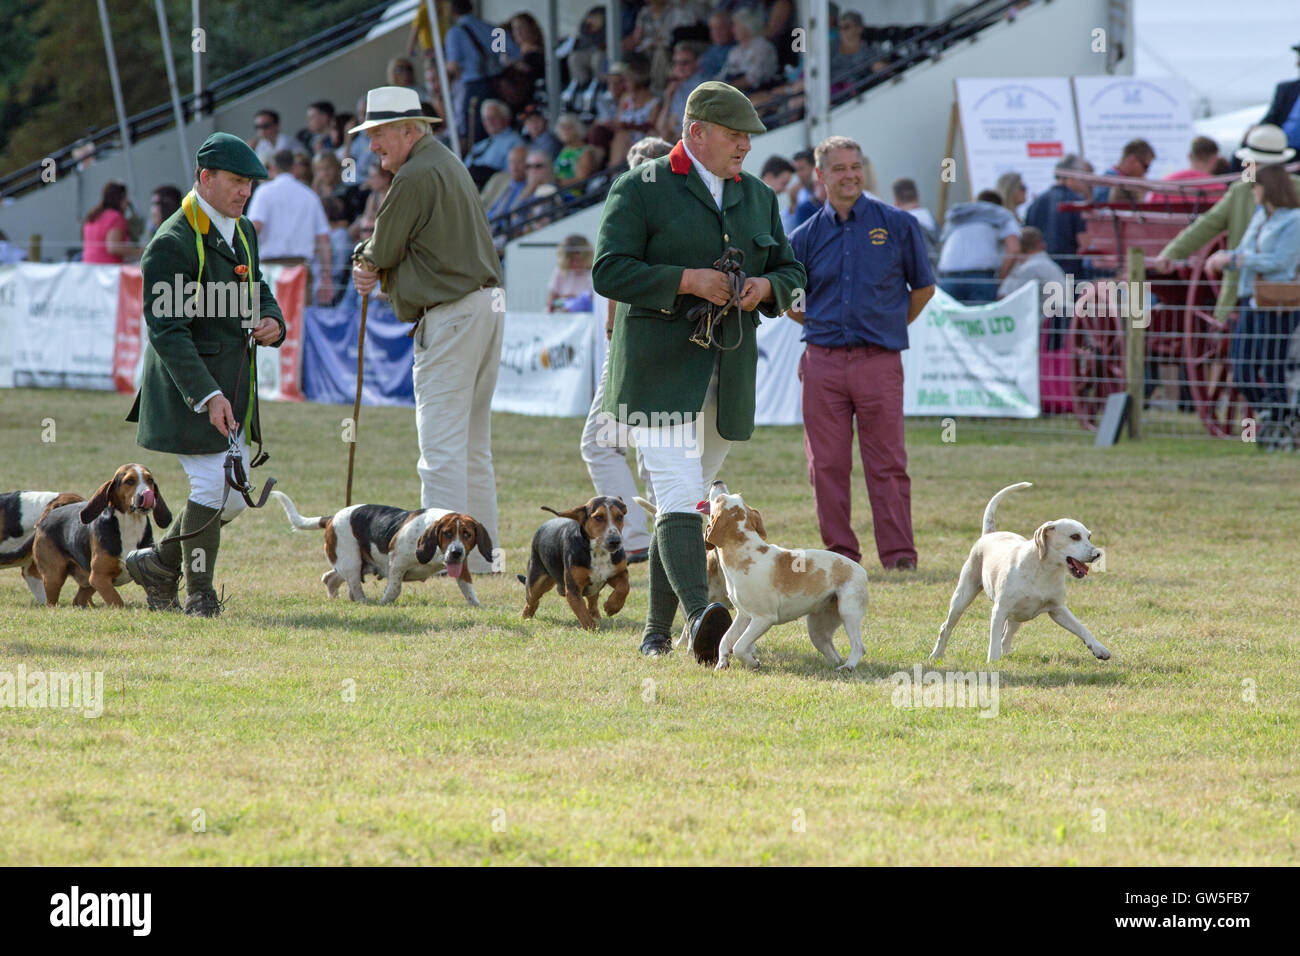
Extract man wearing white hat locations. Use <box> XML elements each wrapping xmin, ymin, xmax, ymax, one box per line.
<box><xmin>351</xmin><ymin>86</ymin><xmax>505</xmax><ymax>569</ymax></box>
<box><xmin>1154</xmin><ymin>124</ymin><xmax>1300</xmax><ymax>320</ymax></box>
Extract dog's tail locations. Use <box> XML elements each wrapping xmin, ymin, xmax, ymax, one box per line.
<box><xmin>270</xmin><ymin>490</ymin><xmax>328</xmax><ymax>530</ymax></box>
<box><xmin>633</xmin><ymin>496</ymin><xmax>656</xmax><ymax>516</ymax></box>
<box><xmin>982</xmin><ymin>482</ymin><xmax>1033</xmax><ymax>534</ymax></box>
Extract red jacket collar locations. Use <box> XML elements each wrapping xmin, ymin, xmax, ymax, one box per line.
<box><xmin>669</xmin><ymin>140</ymin><xmax>742</xmax><ymax>182</ymax></box>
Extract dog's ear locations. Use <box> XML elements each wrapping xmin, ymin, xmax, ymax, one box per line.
<box><xmin>542</xmin><ymin>504</ymin><xmax>589</xmax><ymax>525</ymax></box>
<box><xmin>473</xmin><ymin>519</ymin><xmax>494</xmax><ymax>563</ymax></box>
<box><xmin>704</xmin><ymin>507</ymin><xmax>731</xmax><ymax>548</ymax></box>
<box><xmin>1034</xmin><ymin>522</ymin><xmax>1054</xmax><ymax>561</ymax></box>
<box><xmin>746</xmin><ymin>506</ymin><xmax>767</xmax><ymax>541</ymax></box>
<box><xmin>80</xmin><ymin>478</ymin><xmax>116</xmax><ymax>524</ymax></box>
<box><xmin>150</xmin><ymin>477</ymin><xmax>172</xmax><ymax>528</ymax></box>
<box><xmin>415</xmin><ymin>521</ymin><xmax>444</xmax><ymax>565</ymax></box>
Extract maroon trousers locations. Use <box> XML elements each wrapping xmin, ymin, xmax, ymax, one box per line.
<box><xmin>798</xmin><ymin>343</ymin><xmax>915</xmax><ymax>568</ymax></box>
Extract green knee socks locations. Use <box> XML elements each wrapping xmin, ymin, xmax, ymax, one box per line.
<box><xmin>653</xmin><ymin>511</ymin><xmax>710</xmax><ymax>624</ymax></box>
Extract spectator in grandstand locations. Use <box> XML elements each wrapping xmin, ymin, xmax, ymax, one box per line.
<box><xmin>291</xmin><ymin>150</ymin><xmax>314</xmax><ymax>186</ymax></box>
<box><xmin>579</xmin><ymin>136</ymin><xmax>672</xmax><ymax>570</ymax></box>
<box><xmin>1092</xmin><ymin>138</ymin><xmax>1154</xmax><ymax>203</ymax></box>
<box><xmin>783</xmin><ymin>147</ymin><xmax>816</xmax><ymax>233</ymax></box>
<box><xmin>510</xmin><ymin>150</ymin><xmax>560</xmax><ymax>230</ymax></box>
<box><xmin>520</xmin><ymin>105</ymin><xmax>562</xmax><ymax>160</ymax></box>
<box><xmin>720</xmin><ymin>9</ymin><xmax>780</xmax><ymax>93</ymax></box>
<box><xmin>388</xmin><ymin>56</ymin><xmax>423</xmax><ymax>93</ymax></box>
<box><xmin>444</xmin><ymin>0</ymin><xmax>518</xmax><ymax>144</ymax></box>
<box><xmin>699</xmin><ymin>10</ymin><xmax>735</xmax><ymax>81</ymax></box>
<box><xmin>1025</xmin><ymin>154</ymin><xmax>1089</xmax><ymax>276</ymax></box>
<box><xmin>937</xmin><ymin>189</ymin><xmax>1020</xmax><ymax>304</ymax></box>
<box><xmin>547</xmin><ymin>234</ymin><xmax>595</xmax><ymax>312</ymax></box>
<box><xmin>996</xmin><ymin>171</ymin><xmax>1027</xmax><ymax>222</ymax></box>
<box><xmin>761</xmin><ymin>0</ymin><xmax>799</xmax><ymax>72</ymax></box>
<box><xmin>249</xmin><ymin>150</ymin><xmax>334</xmax><ymax>305</ymax></box>
<box><xmin>144</xmin><ymin>184</ymin><xmax>183</xmax><ymax>245</ymax></box>
<box><xmin>344</xmin><ymin>95</ymin><xmax>375</xmax><ymax>176</ymax></box>
<box><xmin>1153</xmin><ymin>125</ymin><xmax>1300</xmax><ymax>321</ymax></box>
<box><xmin>497</xmin><ymin>12</ymin><xmax>547</xmax><ymax>111</ymax></box>
<box><xmin>1204</xmin><ymin>162</ymin><xmax>1300</xmax><ymax>423</ymax></box>
<box><xmin>82</xmin><ymin>180</ymin><xmax>138</xmax><ymax>263</ymax></box>
<box><xmin>483</xmin><ymin>144</ymin><xmax>529</xmax><ymax>222</ymax></box>
<box><xmin>465</xmin><ymin>100</ymin><xmax>526</xmax><ymax>190</ymax></box>
<box><xmin>587</xmin><ymin>62</ymin><xmax>630</xmax><ymax>153</ymax></box>
<box><xmin>655</xmin><ymin>40</ymin><xmax>711</xmax><ymax>141</ymax></box>
<box><xmin>831</xmin><ymin>11</ymin><xmax>884</xmax><ymax>89</ymax></box>
<box><xmin>323</xmin><ymin>196</ymin><xmax>353</xmax><ymax>307</ymax></box>
<box><xmin>788</xmin><ymin>135</ymin><xmax>935</xmax><ymax>572</ymax></box>
<box><xmin>0</xmin><ymin>229</ymin><xmax>24</xmax><ymax>264</ymax></box>
<box><xmin>572</xmin><ymin>146</ymin><xmax>607</xmax><ymax>194</ymax></box>
<box><xmin>553</xmin><ymin>114</ymin><xmax>588</xmax><ymax>185</ymax></box>
<box><xmin>408</xmin><ymin>0</ymin><xmax>450</xmax><ymax>61</ymax></box>
<box><xmin>626</xmin><ymin>0</ymin><xmax>697</xmax><ymax>93</ymax></box>
<box><xmin>350</xmin><ymin>163</ymin><xmax>393</xmax><ymax>243</ymax></box>
<box><xmin>349</xmin><ymin>85</ymin><xmax>503</xmax><ymax>570</ymax></box>
<box><xmin>566</xmin><ymin>6</ymin><xmax>608</xmax><ymax>92</ymax></box>
<box><xmin>997</xmin><ymin>225</ymin><xmax>1068</xmax><ymax>347</ymax></box>
<box><xmin>1260</xmin><ymin>41</ymin><xmax>1300</xmax><ymax>151</ymax></box>
<box><xmin>249</xmin><ymin>109</ymin><xmax>295</xmax><ymax>166</ymax></box>
<box><xmin>608</xmin><ymin>55</ymin><xmax>661</xmax><ymax>167</ymax></box>
<box><xmin>1148</xmin><ymin>135</ymin><xmax>1227</xmax><ymax>200</ymax></box>
<box><xmin>331</xmin><ymin>114</ymin><xmax>356</xmax><ymax>155</ymax></box>
<box><xmin>760</xmin><ymin>155</ymin><xmax>795</xmax><ymax>196</ymax></box>
<box><xmin>891</xmin><ymin>177</ymin><xmax>939</xmax><ymax>268</ymax></box>
<box><xmin>311</xmin><ymin>150</ymin><xmax>363</xmax><ymax>223</ymax></box>
<box><xmin>297</xmin><ymin>101</ymin><xmax>336</xmax><ymax>155</ymax></box>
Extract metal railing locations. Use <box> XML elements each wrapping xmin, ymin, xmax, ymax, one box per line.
<box><xmin>0</xmin><ymin>1</ymin><xmax>395</xmax><ymax>200</ymax></box>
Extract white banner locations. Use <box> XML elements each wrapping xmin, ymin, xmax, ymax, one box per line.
<box><xmin>955</xmin><ymin>77</ymin><xmax>1082</xmax><ymax>210</ymax></box>
<box><xmin>12</xmin><ymin>263</ymin><xmax>120</xmax><ymax>390</ymax></box>
<box><xmin>0</xmin><ymin>266</ymin><xmax>16</xmax><ymax>388</ymax></box>
<box><xmin>901</xmin><ymin>284</ymin><xmax>1041</xmax><ymax>418</ymax></box>
<box><xmin>755</xmin><ymin>313</ymin><xmax>804</xmax><ymax>426</ymax></box>
<box><xmin>1072</xmin><ymin>76</ymin><xmax>1193</xmax><ymax>183</ymax></box>
<box><xmin>492</xmin><ymin>311</ymin><xmax>596</xmax><ymax>417</ymax></box>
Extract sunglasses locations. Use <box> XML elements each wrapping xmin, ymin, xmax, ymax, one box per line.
<box><xmin>526</xmin><ymin>162</ymin><xmax>547</xmax><ymax>168</ymax></box>
<box><xmin>255</xmin><ymin>122</ymin><xmax>273</xmax><ymax>129</ymax></box>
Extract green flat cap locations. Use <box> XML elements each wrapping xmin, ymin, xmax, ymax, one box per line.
<box><xmin>684</xmin><ymin>81</ymin><xmax>766</xmax><ymax>135</ymax></box>
<box><xmin>195</xmin><ymin>131</ymin><xmax>268</xmax><ymax>179</ymax></box>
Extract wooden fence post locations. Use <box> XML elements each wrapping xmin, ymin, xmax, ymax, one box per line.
<box><xmin>1125</xmin><ymin>246</ymin><xmax>1145</xmax><ymax>439</ymax></box>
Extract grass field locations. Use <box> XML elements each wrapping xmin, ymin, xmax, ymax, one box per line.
<box><xmin>1</xmin><ymin>388</ymin><xmax>1297</xmax><ymax>865</ymax></box>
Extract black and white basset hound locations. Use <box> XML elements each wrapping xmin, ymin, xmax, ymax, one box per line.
<box><xmin>1</xmin><ymin>490</ymin><xmax>86</xmax><ymax>602</ymax></box>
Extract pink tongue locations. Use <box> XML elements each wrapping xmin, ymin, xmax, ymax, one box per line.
<box><xmin>696</xmin><ymin>500</ymin><xmax>709</xmax><ymax>513</ymax></box>
<box><xmin>445</xmin><ymin>562</ymin><xmax>463</xmax><ymax>579</ymax></box>
<box><xmin>141</xmin><ymin>487</ymin><xmax>155</xmax><ymax>509</ymax></box>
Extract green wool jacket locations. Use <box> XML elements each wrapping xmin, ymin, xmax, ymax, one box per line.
<box><xmin>593</xmin><ymin>141</ymin><xmax>806</xmax><ymax>441</ymax></box>
<box><xmin>1158</xmin><ymin>174</ymin><xmax>1300</xmax><ymax>320</ymax></box>
<box><xmin>127</xmin><ymin>194</ymin><xmax>285</xmax><ymax>455</ymax></box>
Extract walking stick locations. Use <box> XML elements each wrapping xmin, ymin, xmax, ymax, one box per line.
<box><xmin>346</xmin><ymin>253</ymin><xmax>376</xmax><ymax>506</ymax></box>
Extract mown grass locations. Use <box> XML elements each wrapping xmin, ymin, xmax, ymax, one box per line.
<box><xmin>0</xmin><ymin>389</ymin><xmax>1296</xmax><ymax>865</ymax></box>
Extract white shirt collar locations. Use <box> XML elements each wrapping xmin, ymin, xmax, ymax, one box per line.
<box><xmin>193</xmin><ymin>189</ymin><xmax>237</xmax><ymax>247</ymax></box>
<box><xmin>683</xmin><ymin>139</ymin><xmax>724</xmax><ymax>209</ymax></box>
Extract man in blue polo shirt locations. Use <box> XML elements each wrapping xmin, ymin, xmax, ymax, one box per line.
<box><xmin>788</xmin><ymin>135</ymin><xmax>935</xmax><ymax>570</ymax></box>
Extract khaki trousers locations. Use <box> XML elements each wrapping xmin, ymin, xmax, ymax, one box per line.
<box><xmin>412</xmin><ymin>286</ymin><xmax>503</xmax><ymax>572</ymax></box>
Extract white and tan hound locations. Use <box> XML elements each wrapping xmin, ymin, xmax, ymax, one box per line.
<box><xmin>271</xmin><ymin>491</ymin><xmax>491</xmax><ymax>606</ymax></box>
<box><xmin>31</xmin><ymin>465</ymin><xmax>171</xmax><ymax>607</ymax></box>
<box><xmin>705</xmin><ymin>489</ymin><xmax>871</xmax><ymax>671</ymax></box>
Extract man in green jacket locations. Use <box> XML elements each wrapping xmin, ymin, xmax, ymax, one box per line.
<box><xmin>1154</xmin><ymin>124</ymin><xmax>1300</xmax><ymax>319</ymax></box>
<box><xmin>124</xmin><ymin>132</ymin><xmax>286</xmax><ymax>617</ymax></box>
<box><xmin>593</xmin><ymin>81</ymin><xmax>807</xmax><ymax>664</ymax></box>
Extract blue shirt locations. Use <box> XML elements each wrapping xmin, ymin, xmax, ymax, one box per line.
<box><xmin>788</xmin><ymin>194</ymin><xmax>935</xmax><ymax>352</ymax></box>
<box><xmin>1283</xmin><ymin>94</ymin><xmax>1300</xmax><ymax>149</ymax></box>
<box><xmin>699</xmin><ymin>44</ymin><xmax>734</xmax><ymax>81</ymax></box>
<box><xmin>467</xmin><ymin>128</ymin><xmax>525</xmax><ymax>171</ymax></box>
<box><xmin>446</xmin><ymin>15</ymin><xmax>518</xmax><ymax>83</ymax></box>
<box><xmin>1231</xmin><ymin>205</ymin><xmax>1300</xmax><ymax>299</ymax></box>
<box><xmin>1025</xmin><ymin>182</ymin><xmax>1085</xmax><ymax>271</ymax></box>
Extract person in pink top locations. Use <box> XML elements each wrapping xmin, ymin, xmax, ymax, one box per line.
<box><xmin>81</xmin><ymin>180</ymin><xmax>138</xmax><ymax>263</ymax></box>
<box><xmin>1147</xmin><ymin>136</ymin><xmax>1228</xmax><ymax>201</ymax></box>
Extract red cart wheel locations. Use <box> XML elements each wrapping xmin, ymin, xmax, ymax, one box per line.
<box><xmin>1184</xmin><ymin>237</ymin><xmax>1247</xmax><ymax>437</ymax></box>
<box><xmin>1068</xmin><ymin>282</ymin><xmax>1127</xmax><ymax>430</ymax></box>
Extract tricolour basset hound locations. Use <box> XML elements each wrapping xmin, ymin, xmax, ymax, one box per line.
<box><xmin>519</xmin><ymin>496</ymin><xmax>630</xmax><ymax>630</ymax></box>
<box><xmin>1</xmin><ymin>490</ymin><xmax>86</xmax><ymax>602</ymax></box>
<box><xmin>271</xmin><ymin>491</ymin><xmax>492</xmax><ymax>606</ymax></box>
<box><xmin>31</xmin><ymin>465</ymin><xmax>171</xmax><ymax>607</ymax></box>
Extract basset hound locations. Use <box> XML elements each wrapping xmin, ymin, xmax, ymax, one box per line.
<box><xmin>31</xmin><ymin>465</ymin><xmax>171</xmax><ymax>607</ymax></box>
<box><xmin>1</xmin><ymin>491</ymin><xmax>85</xmax><ymax>602</ymax></box>
<box><xmin>705</xmin><ymin>488</ymin><xmax>871</xmax><ymax>671</ymax></box>
<box><xmin>271</xmin><ymin>491</ymin><xmax>492</xmax><ymax>606</ymax></box>
<box><xmin>519</xmin><ymin>496</ymin><xmax>629</xmax><ymax>630</ymax></box>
